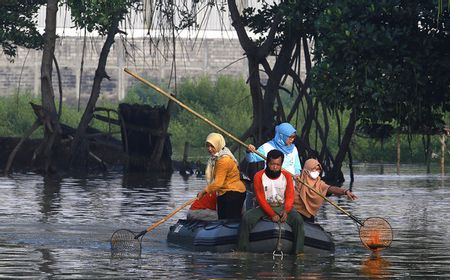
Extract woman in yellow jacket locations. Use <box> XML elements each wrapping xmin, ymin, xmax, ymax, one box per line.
<box><xmin>197</xmin><ymin>133</ymin><xmax>246</xmax><ymax>220</ymax></box>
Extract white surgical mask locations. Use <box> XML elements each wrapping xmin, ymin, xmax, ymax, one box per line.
<box><xmin>308</xmin><ymin>170</ymin><xmax>320</xmax><ymax>180</ymax></box>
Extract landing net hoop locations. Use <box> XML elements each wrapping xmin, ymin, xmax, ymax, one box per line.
<box><xmin>359</xmin><ymin>217</ymin><xmax>393</xmax><ymax>252</ymax></box>
<box><xmin>110</xmin><ymin>229</ymin><xmax>142</xmax><ymax>258</ymax></box>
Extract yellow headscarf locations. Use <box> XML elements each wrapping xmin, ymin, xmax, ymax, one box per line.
<box><xmin>205</xmin><ymin>133</ymin><xmax>237</xmax><ymax>184</ymax></box>
<box><xmin>206</xmin><ymin>133</ymin><xmax>226</xmax><ymax>152</ymax></box>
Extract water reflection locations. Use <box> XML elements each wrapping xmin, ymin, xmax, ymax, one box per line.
<box><xmin>178</xmin><ymin>252</ymin><xmax>333</xmax><ymax>279</ymax></box>
<box><xmin>39</xmin><ymin>176</ymin><xmax>62</xmax><ymax>222</ymax></box>
<box><xmin>122</xmin><ymin>171</ymin><xmax>172</xmax><ymax>189</ymax></box>
<box><xmin>36</xmin><ymin>248</ymin><xmax>56</xmax><ymax>276</ymax></box>
<box><xmin>361</xmin><ymin>252</ymin><xmax>391</xmax><ymax>279</ymax></box>
<box><xmin>120</xmin><ymin>172</ymin><xmax>172</xmax><ymax>218</ymax></box>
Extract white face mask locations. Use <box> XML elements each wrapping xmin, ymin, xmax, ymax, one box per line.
<box><xmin>308</xmin><ymin>170</ymin><xmax>320</xmax><ymax>180</ymax></box>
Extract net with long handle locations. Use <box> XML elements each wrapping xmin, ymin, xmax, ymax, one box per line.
<box><xmin>297</xmin><ymin>180</ymin><xmax>393</xmax><ymax>252</ymax></box>
<box><xmin>110</xmin><ymin>198</ymin><xmax>196</xmax><ymax>257</ymax></box>
<box><xmin>359</xmin><ymin>217</ymin><xmax>393</xmax><ymax>252</ymax></box>
<box><xmin>110</xmin><ymin>229</ymin><xmax>142</xmax><ymax>258</ymax></box>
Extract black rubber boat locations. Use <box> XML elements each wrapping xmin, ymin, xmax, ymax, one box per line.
<box><xmin>167</xmin><ymin>219</ymin><xmax>334</xmax><ymax>254</ymax></box>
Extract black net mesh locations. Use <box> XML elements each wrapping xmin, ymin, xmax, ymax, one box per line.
<box><xmin>359</xmin><ymin>217</ymin><xmax>393</xmax><ymax>252</ymax></box>
<box><xmin>110</xmin><ymin>229</ymin><xmax>142</xmax><ymax>257</ymax></box>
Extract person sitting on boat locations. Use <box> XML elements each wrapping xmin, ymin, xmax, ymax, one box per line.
<box><xmin>246</xmin><ymin>122</ymin><xmax>302</xmax><ymax>179</ymax></box>
<box><xmin>238</xmin><ymin>149</ymin><xmax>305</xmax><ymax>254</ymax></box>
<box><xmin>197</xmin><ymin>133</ymin><xmax>246</xmax><ymax>220</ymax></box>
<box><xmin>294</xmin><ymin>158</ymin><xmax>358</xmax><ymax>222</ymax></box>
<box><xmin>187</xmin><ymin>192</ymin><xmax>218</xmax><ymax>221</ymax></box>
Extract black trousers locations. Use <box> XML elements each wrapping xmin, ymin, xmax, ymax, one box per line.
<box><xmin>217</xmin><ymin>191</ymin><xmax>246</xmax><ymax>220</ymax></box>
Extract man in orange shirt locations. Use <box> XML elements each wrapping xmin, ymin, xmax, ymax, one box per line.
<box><xmin>238</xmin><ymin>149</ymin><xmax>305</xmax><ymax>254</ymax></box>
<box><xmin>187</xmin><ymin>192</ymin><xmax>217</xmax><ymax>221</ymax></box>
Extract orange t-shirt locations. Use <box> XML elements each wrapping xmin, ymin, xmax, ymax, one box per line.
<box><xmin>190</xmin><ymin>192</ymin><xmax>217</xmax><ymax>210</ymax></box>
<box><xmin>253</xmin><ymin>169</ymin><xmax>294</xmax><ymax>218</ymax></box>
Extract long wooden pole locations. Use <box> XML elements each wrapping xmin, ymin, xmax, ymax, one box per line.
<box><xmin>135</xmin><ymin>197</ymin><xmax>196</xmax><ymax>238</ymax></box>
<box><xmin>124</xmin><ymin>68</ymin><xmax>363</xmax><ymax>225</ymax></box>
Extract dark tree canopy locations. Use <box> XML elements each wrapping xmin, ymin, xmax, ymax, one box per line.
<box><xmin>0</xmin><ymin>0</ymin><xmax>46</xmax><ymax>60</ymax></box>
<box><xmin>312</xmin><ymin>0</ymin><xmax>450</xmax><ymax>133</ymax></box>
<box><xmin>68</xmin><ymin>0</ymin><xmax>141</xmax><ymax>35</ymax></box>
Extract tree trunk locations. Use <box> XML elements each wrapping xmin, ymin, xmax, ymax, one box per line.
<box><xmin>262</xmin><ymin>36</ymin><xmax>297</xmax><ymax>126</ymax></box>
<box><xmin>327</xmin><ymin>109</ymin><xmax>357</xmax><ymax>185</ymax></box>
<box><xmin>379</xmin><ymin>138</ymin><xmax>384</xmax><ymax>175</ymax></box>
<box><xmin>4</xmin><ymin>120</ymin><xmax>41</xmax><ymax>175</ymax></box>
<box><xmin>396</xmin><ymin>131</ymin><xmax>400</xmax><ymax>175</ymax></box>
<box><xmin>425</xmin><ymin>134</ymin><xmax>431</xmax><ymax>174</ymax></box>
<box><xmin>440</xmin><ymin>134</ymin><xmax>446</xmax><ymax>175</ymax></box>
<box><xmin>69</xmin><ymin>15</ymin><xmax>120</xmax><ymax>170</ymax></box>
<box><xmin>40</xmin><ymin>0</ymin><xmax>61</xmax><ymax>173</ymax></box>
<box><xmin>247</xmin><ymin>56</ymin><xmax>265</xmax><ymax>144</ymax></box>
<box><xmin>228</xmin><ymin>0</ymin><xmax>281</xmax><ymax>145</ymax></box>
<box><xmin>348</xmin><ymin>147</ymin><xmax>354</xmax><ymax>188</ymax></box>
<box><xmin>227</xmin><ymin>0</ymin><xmax>359</xmax><ymax>182</ymax></box>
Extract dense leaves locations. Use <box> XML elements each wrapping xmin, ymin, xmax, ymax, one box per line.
<box><xmin>0</xmin><ymin>0</ymin><xmax>45</xmax><ymax>60</ymax></box>
<box><xmin>312</xmin><ymin>0</ymin><xmax>450</xmax><ymax>133</ymax></box>
<box><xmin>67</xmin><ymin>0</ymin><xmax>141</xmax><ymax>35</ymax></box>
<box><xmin>241</xmin><ymin>0</ymin><xmax>321</xmax><ymax>47</ymax></box>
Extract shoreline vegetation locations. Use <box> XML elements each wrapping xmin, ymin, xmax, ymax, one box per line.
<box><xmin>0</xmin><ymin>76</ymin><xmax>447</xmax><ymax>175</ymax></box>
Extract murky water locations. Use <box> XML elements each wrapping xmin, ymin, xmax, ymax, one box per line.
<box><xmin>0</xmin><ymin>164</ymin><xmax>449</xmax><ymax>279</ymax></box>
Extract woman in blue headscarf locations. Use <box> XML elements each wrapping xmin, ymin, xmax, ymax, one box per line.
<box><xmin>246</xmin><ymin>123</ymin><xmax>302</xmax><ymax>178</ymax></box>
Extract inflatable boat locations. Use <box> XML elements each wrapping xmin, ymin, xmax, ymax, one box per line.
<box><xmin>167</xmin><ymin>219</ymin><xmax>334</xmax><ymax>254</ymax></box>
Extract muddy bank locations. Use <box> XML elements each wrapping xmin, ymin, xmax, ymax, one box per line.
<box><xmin>0</xmin><ymin>137</ymin><xmax>126</xmax><ymax>175</ymax></box>
<box><xmin>0</xmin><ymin>136</ymin><xmax>204</xmax><ymax>176</ymax></box>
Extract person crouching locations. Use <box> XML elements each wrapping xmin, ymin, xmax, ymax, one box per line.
<box><xmin>238</xmin><ymin>149</ymin><xmax>304</xmax><ymax>254</ymax></box>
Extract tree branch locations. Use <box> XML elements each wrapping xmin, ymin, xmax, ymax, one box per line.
<box><xmin>258</xmin><ymin>12</ymin><xmax>282</xmax><ymax>57</ymax></box>
<box><xmin>227</xmin><ymin>0</ymin><xmax>256</xmax><ymax>53</ymax></box>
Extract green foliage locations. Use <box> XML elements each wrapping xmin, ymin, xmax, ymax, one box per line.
<box><xmin>67</xmin><ymin>0</ymin><xmax>142</xmax><ymax>35</ymax></box>
<box><xmin>351</xmin><ymin>133</ymin><xmax>445</xmax><ymax>163</ymax></box>
<box><xmin>0</xmin><ymin>77</ymin><xmax>445</xmax><ymax>164</ymax></box>
<box><xmin>125</xmin><ymin>76</ymin><xmax>253</xmax><ymax>160</ymax></box>
<box><xmin>0</xmin><ymin>93</ymin><xmax>114</xmax><ymax>138</ymax></box>
<box><xmin>0</xmin><ymin>93</ymin><xmax>42</xmax><ymax>137</ymax></box>
<box><xmin>123</xmin><ymin>81</ymin><xmax>168</xmax><ymax>106</ymax></box>
<box><xmin>312</xmin><ymin>0</ymin><xmax>450</xmax><ymax>132</ymax></box>
<box><xmin>0</xmin><ymin>0</ymin><xmax>45</xmax><ymax>60</ymax></box>
<box><xmin>242</xmin><ymin>0</ymin><xmax>321</xmax><ymax>47</ymax></box>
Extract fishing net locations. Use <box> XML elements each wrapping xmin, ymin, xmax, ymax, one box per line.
<box><xmin>359</xmin><ymin>217</ymin><xmax>393</xmax><ymax>252</ymax></box>
<box><xmin>110</xmin><ymin>229</ymin><xmax>142</xmax><ymax>258</ymax></box>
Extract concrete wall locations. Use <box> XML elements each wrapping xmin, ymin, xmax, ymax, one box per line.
<box><xmin>0</xmin><ymin>36</ymin><xmax>248</xmax><ymax>104</ymax></box>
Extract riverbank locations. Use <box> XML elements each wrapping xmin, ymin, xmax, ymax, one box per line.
<box><xmin>0</xmin><ymin>136</ymin><xmax>126</xmax><ymax>174</ymax></box>
<box><xmin>0</xmin><ymin>136</ymin><xmax>205</xmax><ymax>176</ymax></box>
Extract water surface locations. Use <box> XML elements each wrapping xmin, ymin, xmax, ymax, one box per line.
<box><xmin>0</xmin><ymin>165</ymin><xmax>449</xmax><ymax>279</ymax></box>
